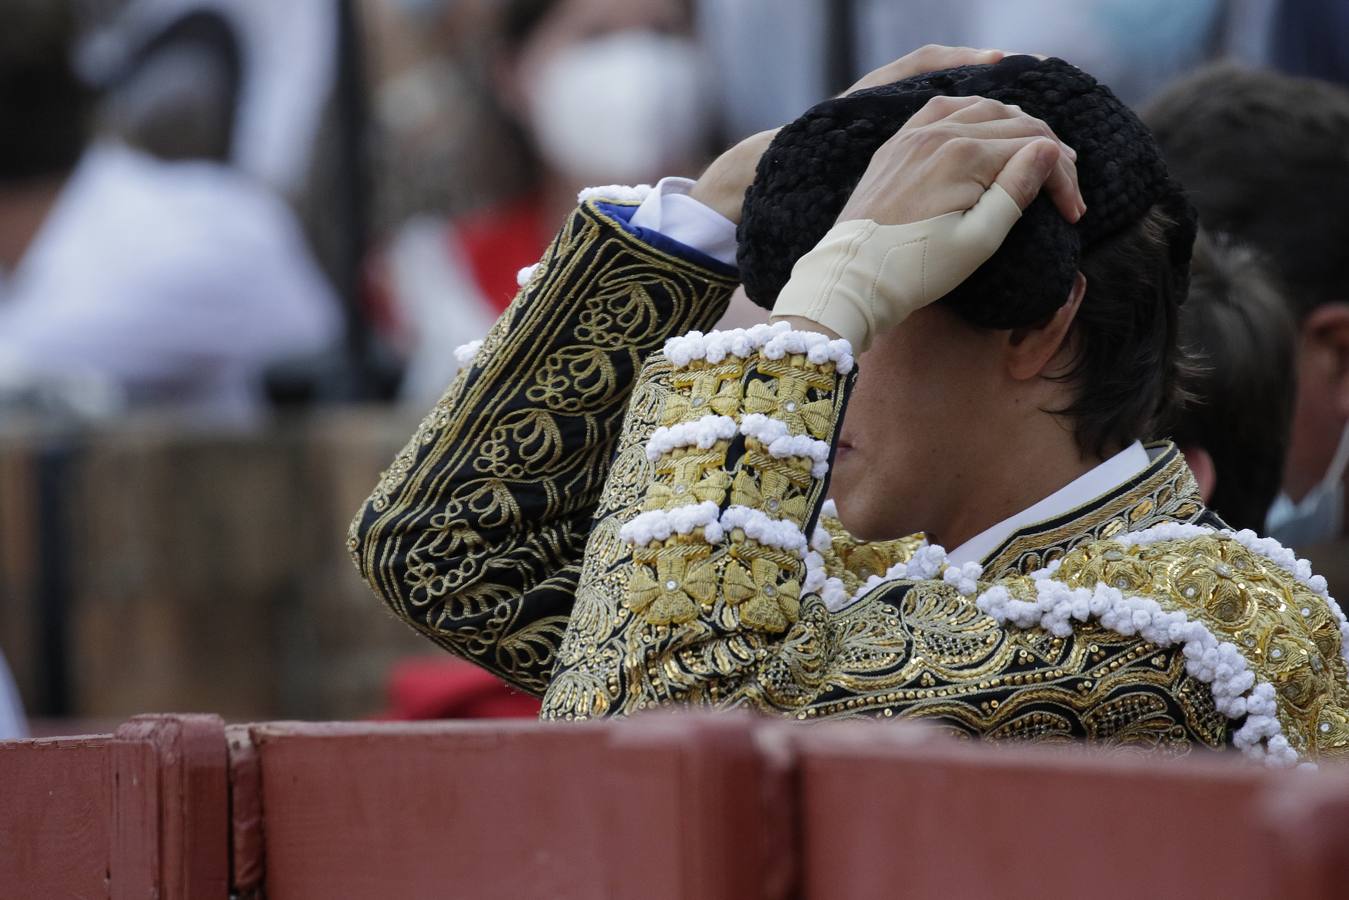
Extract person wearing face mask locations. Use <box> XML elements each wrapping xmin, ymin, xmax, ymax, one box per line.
<box><xmin>379</xmin><ymin>0</ymin><xmax>712</xmax><ymax>409</ymax></box>
<box><xmin>1145</xmin><ymin>67</ymin><xmax>1349</xmax><ymax>555</ymax></box>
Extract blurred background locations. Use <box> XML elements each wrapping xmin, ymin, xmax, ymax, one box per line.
<box><xmin>2</xmin><ymin>0</ymin><xmax>1347</xmax><ymax>737</ymax></box>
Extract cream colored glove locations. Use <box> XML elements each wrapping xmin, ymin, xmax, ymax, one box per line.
<box><xmin>770</xmin><ymin>183</ymin><xmax>1024</xmax><ymax>351</ymax></box>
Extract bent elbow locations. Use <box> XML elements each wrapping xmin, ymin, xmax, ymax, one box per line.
<box><xmin>347</xmin><ymin>500</ymin><xmax>400</xmax><ymax>604</ymax></box>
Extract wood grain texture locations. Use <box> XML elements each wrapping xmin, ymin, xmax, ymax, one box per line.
<box><xmin>0</xmin><ymin>735</ymin><xmax>114</xmax><ymax>899</ymax></box>
<box><xmin>248</xmin><ymin>714</ymin><xmax>792</xmax><ymax>900</ymax></box>
<box><xmin>112</xmin><ymin>714</ymin><xmax>229</xmax><ymax>900</ymax></box>
<box><xmin>789</xmin><ymin>721</ymin><xmax>1349</xmax><ymax>900</ymax></box>
<box><xmin>227</xmin><ymin>724</ymin><xmax>265</xmax><ymax>896</ymax></box>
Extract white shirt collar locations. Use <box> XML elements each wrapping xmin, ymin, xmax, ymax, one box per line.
<box><xmin>946</xmin><ymin>441</ymin><xmax>1152</xmax><ymax>566</ymax></box>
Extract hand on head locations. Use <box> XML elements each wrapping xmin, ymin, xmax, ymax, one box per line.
<box><xmin>836</xmin><ymin>94</ymin><xmax>1084</xmax><ymax>227</ymax></box>
<box><xmin>690</xmin><ymin>45</ymin><xmax>1030</xmax><ymax>225</ymax></box>
<box><xmin>689</xmin><ymin>45</ymin><xmax>1084</xmax><ymax>350</ymax></box>
<box><xmin>769</xmin><ymin>94</ymin><xmax>1084</xmax><ymax>351</ymax></box>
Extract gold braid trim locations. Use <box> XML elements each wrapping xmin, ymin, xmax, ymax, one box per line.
<box><xmin>623</xmin><ymin>346</ymin><xmax>849</xmax><ymax>635</ymax></box>
<box><xmin>349</xmin><ymin>198</ymin><xmax>737</xmax><ymax>696</ymax></box>
<box><xmin>1045</xmin><ymin>534</ymin><xmax>1349</xmax><ymax>762</ymax></box>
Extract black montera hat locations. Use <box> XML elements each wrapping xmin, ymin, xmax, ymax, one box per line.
<box><xmin>737</xmin><ymin>55</ymin><xmax>1197</xmax><ymax>328</ymax></box>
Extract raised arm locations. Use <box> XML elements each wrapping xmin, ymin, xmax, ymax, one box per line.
<box><xmin>349</xmin><ymin>197</ymin><xmax>737</xmax><ymax>695</ymax></box>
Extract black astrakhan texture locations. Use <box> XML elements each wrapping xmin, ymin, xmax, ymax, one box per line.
<box><xmin>737</xmin><ymin>55</ymin><xmax>1197</xmax><ymax>328</ymax></box>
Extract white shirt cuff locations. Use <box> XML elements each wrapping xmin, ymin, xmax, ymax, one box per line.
<box><xmin>629</xmin><ymin>176</ymin><xmax>739</xmax><ymax>267</ymax></box>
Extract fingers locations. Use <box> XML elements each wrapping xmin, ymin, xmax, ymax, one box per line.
<box><xmin>907</xmin><ymin>97</ymin><xmax>1085</xmax><ymax>222</ymax></box>
<box><xmin>908</xmin><ymin>96</ymin><xmax>1075</xmax><ymax>158</ymax></box>
<box><xmin>848</xmin><ymin>44</ymin><xmax>1005</xmax><ymax>94</ymax></box>
<box><xmin>904</xmin><ymin>94</ymin><xmax>985</xmax><ymax>128</ymax></box>
<box><xmin>992</xmin><ymin>140</ymin><xmax>1067</xmax><ymax>214</ymax></box>
<box><xmin>965</xmin><ymin>138</ymin><xmax>1081</xmax><ymax>221</ymax></box>
<box><xmin>932</xmin><ymin>109</ymin><xmax>1077</xmax><ymax>160</ymax></box>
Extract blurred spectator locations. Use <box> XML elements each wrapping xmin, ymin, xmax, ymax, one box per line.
<box><xmin>366</xmin><ymin>0</ymin><xmax>531</xmax><ymax>232</ymax></box>
<box><xmin>94</xmin><ymin>8</ymin><xmax>242</xmax><ymax>164</ymax></box>
<box><xmin>698</xmin><ymin>0</ymin><xmax>1276</xmax><ymax>142</ymax></box>
<box><xmin>0</xmin><ymin>1</ymin><xmax>340</xmax><ymax>421</ymax></box>
<box><xmin>1146</xmin><ymin>65</ymin><xmax>1349</xmax><ymax>549</ymax></box>
<box><xmin>1156</xmin><ymin>232</ymin><xmax>1297</xmax><ymax>532</ymax></box>
<box><xmin>384</xmin><ymin>657</ymin><xmax>540</xmax><ymax>720</ymax></box>
<box><xmin>374</xmin><ymin>0</ymin><xmax>714</xmax><ymax>408</ymax></box>
<box><xmin>85</xmin><ymin>0</ymin><xmax>339</xmax><ymax>197</ymax></box>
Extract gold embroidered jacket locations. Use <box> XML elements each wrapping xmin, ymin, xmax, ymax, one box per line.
<box><xmin>351</xmin><ymin>195</ymin><xmax>1349</xmax><ymax>765</ymax></box>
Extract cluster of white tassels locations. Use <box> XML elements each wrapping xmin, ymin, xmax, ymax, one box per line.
<box><xmin>663</xmin><ymin>322</ymin><xmax>854</xmax><ymax>373</ymax></box>
<box><xmin>1114</xmin><ymin>521</ymin><xmax>1349</xmax><ymax>668</ymax></box>
<box><xmin>977</xmin><ymin>556</ymin><xmax>1298</xmax><ymax>766</ymax></box>
<box><xmin>644</xmin><ymin>415</ymin><xmax>739</xmax><ymax>461</ymax></box>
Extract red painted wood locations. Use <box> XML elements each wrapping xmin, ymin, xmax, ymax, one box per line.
<box><xmin>248</xmin><ymin>714</ymin><xmax>792</xmax><ymax>900</ymax></box>
<box><xmin>12</xmin><ymin>713</ymin><xmax>1349</xmax><ymax>899</ymax></box>
<box><xmin>227</xmin><ymin>724</ymin><xmax>265</xmax><ymax>895</ymax></box>
<box><xmin>112</xmin><ymin>714</ymin><xmax>229</xmax><ymax>900</ymax></box>
<box><xmin>789</xmin><ymin>723</ymin><xmax>1349</xmax><ymax>900</ymax></box>
<box><xmin>0</xmin><ymin>735</ymin><xmax>114</xmax><ymax>898</ymax></box>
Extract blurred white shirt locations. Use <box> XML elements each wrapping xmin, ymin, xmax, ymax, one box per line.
<box><xmin>0</xmin><ymin>142</ymin><xmax>340</xmax><ymax>421</ymax></box>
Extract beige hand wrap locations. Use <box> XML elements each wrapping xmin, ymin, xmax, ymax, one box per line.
<box><xmin>770</xmin><ymin>183</ymin><xmax>1024</xmax><ymax>351</ymax></box>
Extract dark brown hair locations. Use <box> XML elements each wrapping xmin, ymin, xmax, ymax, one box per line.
<box><xmin>1053</xmin><ymin>204</ymin><xmax>1192</xmax><ymax>458</ymax></box>
<box><xmin>1145</xmin><ymin>64</ymin><xmax>1349</xmax><ymax>319</ymax></box>
<box><xmin>1155</xmin><ymin>233</ymin><xmax>1297</xmax><ymax>530</ymax></box>
<box><xmin>0</xmin><ymin>1</ymin><xmax>92</xmax><ymax>182</ymax></box>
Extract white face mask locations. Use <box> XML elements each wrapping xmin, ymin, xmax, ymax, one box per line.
<box><xmin>1266</xmin><ymin>422</ymin><xmax>1349</xmax><ymax>547</ymax></box>
<box><xmin>525</xmin><ymin>30</ymin><xmax>709</xmax><ymax>186</ymax></box>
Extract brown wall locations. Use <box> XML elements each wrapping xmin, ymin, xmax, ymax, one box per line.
<box><xmin>0</xmin><ymin>410</ymin><xmax>430</xmax><ymax>723</ymax></box>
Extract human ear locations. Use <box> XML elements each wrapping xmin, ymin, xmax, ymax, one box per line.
<box><xmin>1004</xmin><ymin>272</ymin><xmax>1087</xmax><ymax>381</ymax></box>
<box><xmin>1303</xmin><ymin>303</ymin><xmax>1349</xmax><ymax>416</ymax></box>
<box><xmin>1181</xmin><ymin>444</ymin><xmax>1216</xmax><ymax>503</ymax></box>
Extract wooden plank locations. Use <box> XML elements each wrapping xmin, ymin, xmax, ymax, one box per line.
<box><xmin>789</xmin><ymin>722</ymin><xmax>1349</xmax><ymax>900</ymax></box>
<box><xmin>248</xmin><ymin>714</ymin><xmax>792</xmax><ymax>900</ymax></box>
<box><xmin>226</xmin><ymin>724</ymin><xmax>266</xmax><ymax>898</ymax></box>
<box><xmin>0</xmin><ymin>734</ymin><xmax>114</xmax><ymax>898</ymax></box>
<box><xmin>112</xmin><ymin>714</ymin><xmax>229</xmax><ymax>900</ymax></box>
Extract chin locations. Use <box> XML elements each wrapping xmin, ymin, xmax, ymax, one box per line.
<box><xmin>828</xmin><ymin>471</ymin><xmax>914</xmax><ymax>542</ymax></box>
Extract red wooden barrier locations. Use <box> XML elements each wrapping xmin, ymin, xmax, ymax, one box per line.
<box><xmin>0</xmin><ymin>734</ymin><xmax>113</xmax><ymax>898</ymax></box>
<box><xmin>0</xmin><ymin>714</ymin><xmax>227</xmax><ymax>900</ymax></box>
<box><xmin>237</xmin><ymin>715</ymin><xmax>793</xmax><ymax>900</ymax></box>
<box><xmin>7</xmin><ymin>713</ymin><xmax>1349</xmax><ymax>899</ymax></box>
<box><xmin>789</xmin><ymin>723</ymin><xmax>1349</xmax><ymax>900</ymax></box>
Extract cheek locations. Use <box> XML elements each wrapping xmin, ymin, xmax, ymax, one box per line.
<box><xmin>847</xmin><ymin>351</ymin><xmax>921</xmax><ymax>440</ymax></box>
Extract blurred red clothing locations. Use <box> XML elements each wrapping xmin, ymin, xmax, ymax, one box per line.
<box><xmin>364</xmin><ymin>195</ymin><xmax>550</xmax><ymax>406</ymax></box>
<box><xmin>384</xmin><ymin>657</ymin><xmax>541</xmax><ymax>720</ymax></box>
<box><xmin>455</xmin><ymin>196</ymin><xmax>550</xmax><ymax>314</ymax></box>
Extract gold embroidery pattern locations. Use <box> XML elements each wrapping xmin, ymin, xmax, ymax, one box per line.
<box><xmin>349</xmin><ymin>200</ymin><xmax>738</xmax><ymax>695</ymax></box>
<box><xmin>981</xmin><ymin>444</ymin><xmax>1209</xmax><ymax>577</ymax></box>
<box><xmin>818</xmin><ymin>519</ymin><xmax>926</xmax><ymax>596</ymax></box>
<box><xmin>542</xmin><ymin>324</ymin><xmax>1344</xmax><ymax>759</ymax></box>
<box><xmin>623</xmin><ymin>350</ymin><xmax>849</xmax><ymax>632</ymax></box>
<box><xmin>354</xmin><ymin>199</ymin><xmax>1349</xmax><ymax>762</ymax></box>
<box><xmin>1046</xmin><ymin>535</ymin><xmax>1349</xmax><ymax>761</ymax></box>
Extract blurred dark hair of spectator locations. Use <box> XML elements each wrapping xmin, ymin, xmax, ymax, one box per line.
<box><xmin>1157</xmin><ymin>232</ymin><xmax>1298</xmax><ymax>532</ymax></box>
<box><xmin>97</xmin><ymin>10</ymin><xmax>243</xmax><ymax>164</ymax></box>
<box><xmin>1146</xmin><ymin>64</ymin><xmax>1349</xmax><ymax>547</ymax></box>
<box><xmin>1145</xmin><ymin>64</ymin><xmax>1349</xmax><ymax>322</ymax></box>
<box><xmin>0</xmin><ymin>0</ymin><xmax>94</xmax><ymax>184</ymax></box>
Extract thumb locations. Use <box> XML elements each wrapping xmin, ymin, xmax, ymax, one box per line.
<box><xmin>992</xmin><ymin>139</ymin><xmax>1061</xmax><ymax>211</ymax></box>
